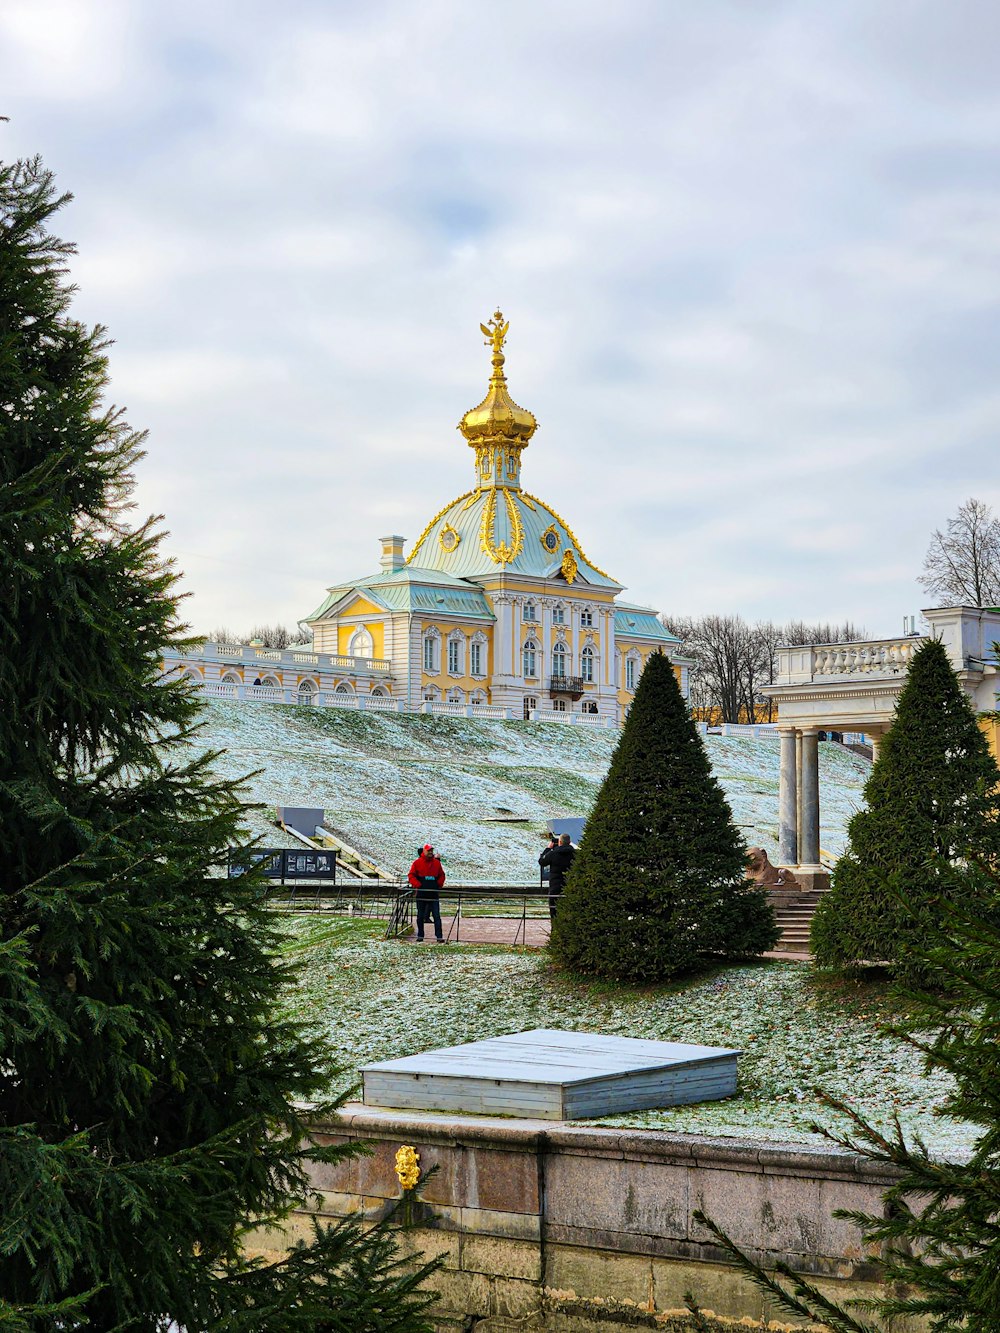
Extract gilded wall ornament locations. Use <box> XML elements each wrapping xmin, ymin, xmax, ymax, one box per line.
<box><xmin>439</xmin><ymin>524</ymin><xmax>461</xmax><ymax>554</ymax></box>
<box><xmin>540</xmin><ymin>524</ymin><xmax>560</xmax><ymax>554</ymax></box>
<box><xmin>561</xmin><ymin>549</ymin><xmax>579</xmax><ymax>583</ymax></box>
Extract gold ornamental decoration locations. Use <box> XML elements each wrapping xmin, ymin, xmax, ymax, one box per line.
<box><xmin>479</xmin><ymin>485</ymin><xmax>524</xmax><ymax>565</ymax></box>
<box><xmin>439</xmin><ymin>524</ymin><xmax>461</xmax><ymax>554</ymax></box>
<box><xmin>540</xmin><ymin>524</ymin><xmax>560</xmax><ymax>555</ymax></box>
<box><xmin>394</xmin><ymin>1145</ymin><xmax>421</xmax><ymax>1191</ymax></box>
<box><xmin>561</xmin><ymin>549</ymin><xmax>579</xmax><ymax>584</ymax></box>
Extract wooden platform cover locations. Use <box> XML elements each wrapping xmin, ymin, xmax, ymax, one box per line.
<box><xmin>361</xmin><ymin>1028</ymin><xmax>741</xmax><ymax>1120</ymax></box>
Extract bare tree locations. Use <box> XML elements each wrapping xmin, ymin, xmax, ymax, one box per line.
<box><xmin>205</xmin><ymin>623</ymin><xmax>312</xmax><ymax>648</ymax></box>
<box><xmin>920</xmin><ymin>498</ymin><xmax>1000</xmax><ymax>608</ymax></box>
<box><xmin>664</xmin><ymin>615</ymin><xmax>869</xmax><ymax>723</ymax></box>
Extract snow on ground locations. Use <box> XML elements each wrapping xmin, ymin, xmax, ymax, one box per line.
<box><xmin>193</xmin><ymin>700</ymin><xmax>869</xmax><ymax>879</ymax></box>
<box><xmin>278</xmin><ymin>918</ymin><xmax>973</xmax><ymax>1156</ymax></box>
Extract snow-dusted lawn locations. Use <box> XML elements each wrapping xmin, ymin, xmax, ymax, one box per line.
<box><xmin>278</xmin><ymin>918</ymin><xmax>972</xmax><ymax>1156</ymax></box>
<box><xmin>195</xmin><ymin>701</ymin><xmax>870</xmax><ymax>880</ymax></box>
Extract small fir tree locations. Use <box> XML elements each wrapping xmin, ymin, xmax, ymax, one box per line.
<box><xmin>549</xmin><ymin>651</ymin><xmax>778</xmax><ymax>982</ymax></box>
<box><xmin>695</xmin><ymin>860</ymin><xmax>1000</xmax><ymax>1332</ymax></box>
<box><xmin>811</xmin><ymin>637</ymin><xmax>1000</xmax><ymax>979</ymax></box>
<box><xmin>0</xmin><ymin>157</ymin><xmax>436</xmax><ymax>1329</ymax></box>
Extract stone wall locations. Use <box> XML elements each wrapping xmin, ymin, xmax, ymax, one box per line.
<box><xmin>248</xmin><ymin>1104</ymin><xmax>926</xmax><ymax>1332</ymax></box>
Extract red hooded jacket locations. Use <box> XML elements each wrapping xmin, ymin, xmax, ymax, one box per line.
<box><xmin>408</xmin><ymin>851</ymin><xmax>445</xmax><ymax>892</ymax></box>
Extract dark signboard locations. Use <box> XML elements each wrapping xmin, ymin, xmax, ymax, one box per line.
<box><xmin>228</xmin><ymin>848</ymin><xmax>337</xmax><ymax>880</ymax></box>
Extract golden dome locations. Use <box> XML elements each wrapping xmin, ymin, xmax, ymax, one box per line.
<box><xmin>458</xmin><ymin>310</ymin><xmax>537</xmax><ymax>446</ymax></box>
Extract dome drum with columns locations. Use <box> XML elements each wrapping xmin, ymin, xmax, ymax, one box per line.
<box><xmin>304</xmin><ymin>312</ymin><xmax>691</xmax><ymax>720</ymax></box>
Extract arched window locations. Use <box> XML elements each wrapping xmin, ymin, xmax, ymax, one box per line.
<box><xmin>182</xmin><ymin>669</ymin><xmax>202</xmax><ymax>682</ymax></box>
<box><xmin>470</xmin><ymin>689</ymin><xmax>487</xmax><ymax>705</ymax></box>
<box><xmin>580</xmin><ymin>646</ymin><xmax>595</xmax><ymax>683</ymax></box>
<box><xmin>551</xmin><ymin>642</ymin><xmax>567</xmax><ymax>679</ymax></box>
<box><xmin>221</xmin><ymin>672</ymin><xmax>240</xmax><ymax>684</ymax></box>
<box><xmin>349</xmin><ymin>628</ymin><xmax>373</xmax><ymax>659</ymax></box>
<box><xmin>447</xmin><ymin>687</ymin><xmax>465</xmax><ymax>704</ymax></box>
<box><xmin>335</xmin><ymin>682</ymin><xmax>354</xmax><ymax>695</ymax></box>
<box><xmin>522</xmin><ymin>639</ymin><xmax>538</xmax><ymax>679</ymax></box>
<box><xmin>422</xmin><ymin>685</ymin><xmax>440</xmax><ymax>702</ymax></box>
<box><xmin>371</xmin><ymin>686</ymin><xmax>388</xmax><ymax>698</ymax></box>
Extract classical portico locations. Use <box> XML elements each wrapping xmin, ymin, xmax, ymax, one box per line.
<box><xmin>765</xmin><ymin>606</ymin><xmax>1000</xmax><ymax>885</ymax></box>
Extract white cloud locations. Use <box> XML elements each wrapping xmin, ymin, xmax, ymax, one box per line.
<box><xmin>3</xmin><ymin>0</ymin><xmax>1000</xmax><ymax>634</ymax></box>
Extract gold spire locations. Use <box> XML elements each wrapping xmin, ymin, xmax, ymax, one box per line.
<box><xmin>458</xmin><ymin>311</ymin><xmax>537</xmax><ymax>490</ymax></box>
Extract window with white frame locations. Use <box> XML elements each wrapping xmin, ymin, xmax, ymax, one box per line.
<box><xmin>580</xmin><ymin>645</ymin><xmax>595</xmax><ymax>683</ymax></box>
<box><xmin>470</xmin><ymin>639</ymin><xmax>484</xmax><ymax>676</ymax></box>
<box><xmin>447</xmin><ymin>634</ymin><xmax>463</xmax><ymax>675</ymax></box>
<box><xmin>552</xmin><ymin>642</ymin><xmax>567</xmax><ymax>678</ymax></box>
<box><xmin>523</xmin><ymin>602</ymin><xmax>537</xmax><ymax>622</ymax></box>
<box><xmin>447</xmin><ymin>687</ymin><xmax>464</xmax><ymax>704</ymax></box>
<box><xmin>580</xmin><ymin>608</ymin><xmax>593</xmax><ymax>627</ymax></box>
<box><xmin>523</xmin><ymin>640</ymin><xmax>538</xmax><ymax>678</ymax></box>
<box><xmin>625</xmin><ymin>655</ymin><xmax>638</xmax><ymax>690</ymax></box>
<box><xmin>349</xmin><ymin>627</ymin><xmax>373</xmax><ymax>659</ymax></box>
<box><xmin>423</xmin><ymin>634</ymin><xmax>439</xmax><ymax>673</ymax></box>
<box><xmin>422</xmin><ymin>685</ymin><xmax>440</xmax><ymax>701</ymax></box>
<box><xmin>554</xmin><ymin>698</ymin><xmax>566</xmax><ymax>712</ymax></box>
<box><xmin>552</xmin><ymin>604</ymin><xmax>564</xmax><ymax>624</ymax></box>
<box><xmin>523</xmin><ymin>696</ymin><xmax>537</xmax><ymax>720</ymax></box>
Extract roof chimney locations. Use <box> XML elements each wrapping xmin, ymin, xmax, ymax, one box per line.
<box><xmin>380</xmin><ymin>535</ymin><xmax>406</xmax><ymax>573</ymax></box>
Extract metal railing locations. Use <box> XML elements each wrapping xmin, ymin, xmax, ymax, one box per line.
<box><xmin>548</xmin><ymin>675</ymin><xmax>584</xmax><ymax>693</ymax></box>
<box><xmin>384</xmin><ymin>885</ymin><xmax>551</xmax><ymax>945</ymax></box>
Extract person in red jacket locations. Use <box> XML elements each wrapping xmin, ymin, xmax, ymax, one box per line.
<box><xmin>408</xmin><ymin>843</ymin><xmax>446</xmax><ymax>943</ymax></box>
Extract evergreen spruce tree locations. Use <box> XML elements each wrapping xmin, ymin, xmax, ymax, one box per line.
<box><xmin>694</xmin><ymin>860</ymin><xmax>1000</xmax><ymax>1332</ymax></box>
<box><xmin>0</xmin><ymin>158</ymin><xmax>436</xmax><ymax>1328</ymax></box>
<box><xmin>811</xmin><ymin>637</ymin><xmax>1000</xmax><ymax>979</ymax></box>
<box><xmin>549</xmin><ymin>651</ymin><xmax>778</xmax><ymax>982</ymax></box>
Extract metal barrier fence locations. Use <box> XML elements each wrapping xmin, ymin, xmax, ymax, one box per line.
<box><xmin>384</xmin><ymin>885</ymin><xmax>551</xmax><ymax>944</ymax></box>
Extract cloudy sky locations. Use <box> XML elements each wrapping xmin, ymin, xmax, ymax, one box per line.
<box><xmin>4</xmin><ymin>1</ymin><xmax>1000</xmax><ymax>637</ymax></box>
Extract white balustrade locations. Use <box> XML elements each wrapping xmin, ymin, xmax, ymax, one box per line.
<box><xmin>245</xmin><ymin>685</ymin><xmax>280</xmax><ymax>701</ymax></box>
<box><xmin>811</xmin><ymin>636</ymin><xmax>925</xmax><ymax>677</ymax></box>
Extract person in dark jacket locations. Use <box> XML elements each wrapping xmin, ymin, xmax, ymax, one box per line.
<box><xmin>538</xmin><ymin>834</ymin><xmax>557</xmax><ymax>885</ymax></box>
<box><xmin>408</xmin><ymin>843</ymin><xmax>446</xmax><ymax>942</ymax></box>
<box><xmin>539</xmin><ymin>833</ymin><xmax>575</xmax><ymax>920</ymax></box>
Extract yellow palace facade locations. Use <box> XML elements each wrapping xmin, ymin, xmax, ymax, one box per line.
<box><xmin>302</xmin><ymin>312</ymin><xmax>690</xmax><ymax>722</ymax></box>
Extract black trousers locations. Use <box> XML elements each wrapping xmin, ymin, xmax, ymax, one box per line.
<box><xmin>548</xmin><ymin>886</ymin><xmax>563</xmax><ymax>920</ymax></box>
<box><xmin>416</xmin><ymin>894</ymin><xmax>443</xmax><ymax>940</ymax></box>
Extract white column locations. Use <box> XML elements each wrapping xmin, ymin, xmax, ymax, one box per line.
<box><xmin>778</xmin><ymin>728</ymin><xmax>798</xmax><ymax>866</ymax></box>
<box><xmin>799</xmin><ymin>728</ymin><xmax>821</xmax><ymax>867</ymax></box>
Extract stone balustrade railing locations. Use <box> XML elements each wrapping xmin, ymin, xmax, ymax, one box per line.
<box><xmin>812</xmin><ymin>636</ymin><xmax>926</xmax><ymax>676</ymax></box>
<box><xmin>164</xmin><ymin>642</ymin><xmax>392</xmax><ymax>674</ymax></box>
<box><xmin>775</xmin><ymin>634</ymin><xmax>928</xmax><ymax>684</ymax></box>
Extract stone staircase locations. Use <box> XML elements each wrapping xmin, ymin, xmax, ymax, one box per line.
<box><xmin>769</xmin><ymin>888</ymin><xmax>828</xmax><ymax>954</ymax></box>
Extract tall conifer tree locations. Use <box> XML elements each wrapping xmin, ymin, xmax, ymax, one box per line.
<box><xmin>549</xmin><ymin>652</ymin><xmax>778</xmax><ymax>982</ymax></box>
<box><xmin>811</xmin><ymin>637</ymin><xmax>1000</xmax><ymax>978</ymax></box>
<box><xmin>0</xmin><ymin>158</ymin><xmax>435</xmax><ymax>1329</ymax></box>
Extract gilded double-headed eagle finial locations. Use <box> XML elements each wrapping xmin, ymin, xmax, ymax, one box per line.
<box><xmin>480</xmin><ymin>309</ymin><xmax>509</xmax><ymax>355</ymax></box>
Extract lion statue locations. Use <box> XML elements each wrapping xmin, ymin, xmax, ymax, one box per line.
<box><xmin>747</xmin><ymin>847</ymin><xmax>799</xmax><ymax>889</ymax></box>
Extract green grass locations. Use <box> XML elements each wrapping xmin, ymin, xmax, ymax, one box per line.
<box><xmin>275</xmin><ymin>914</ymin><xmax>971</xmax><ymax>1154</ymax></box>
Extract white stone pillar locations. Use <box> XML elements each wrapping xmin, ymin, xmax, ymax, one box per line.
<box><xmin>778</xmin><ymin>728</ymin><xmax>798</xmax><ymax>866</ymax></box>
<box><xmin>799</xmin><ymin>728</ymin><xmax>821</xmax><ymax>868</ymax></box>
<box><xmin>795</xmin><ymin>730</ymin><xmax>803</xmax><ymax>859</ymax></box>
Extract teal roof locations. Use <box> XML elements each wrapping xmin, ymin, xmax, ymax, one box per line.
<box><xmin>306</xmin><ymin>565</ymin><xmax>495</xmax><ymax>623</ymax></box>
<box><xmin>614</xmin><ymin>606</ymin><xmax>680</xmax><ymax>642</ymax></box>
<box><xmin>405</xmin><ymin>487</ymin><xmax>621</xmax><ymax>588</ymax></box>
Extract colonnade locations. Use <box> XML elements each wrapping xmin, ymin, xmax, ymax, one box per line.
<box><xmin>777</xmin><ymin>727</ymin><xmax>821</xmax><ymax>870</ymax></box>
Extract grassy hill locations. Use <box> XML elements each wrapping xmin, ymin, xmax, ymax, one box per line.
<box><xmin>195</xmin><ymin>700</ymin><xmax>869</xmax><ymax>880</ymax></box>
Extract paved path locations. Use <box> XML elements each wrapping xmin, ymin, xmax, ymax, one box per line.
<box><xmin>406</xmin><ymin>915</ymin><xmax>551</xmax><ymax>946</ymax></box>
<box><xmin>403</xmin><ymin>920</ymin><xmax>810</xmax><ymax>958</ymax></box>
